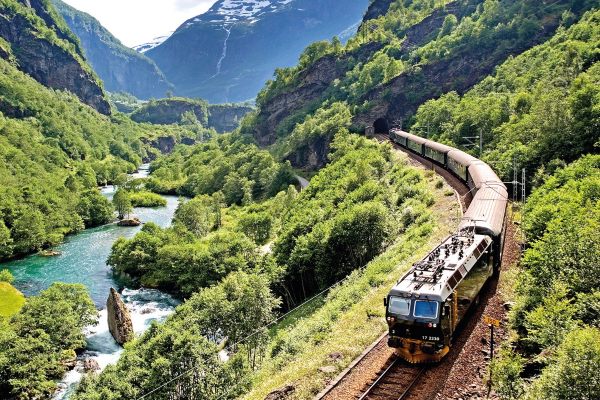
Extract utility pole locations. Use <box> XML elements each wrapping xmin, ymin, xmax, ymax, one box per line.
<box><xmin>513</xmin><ymin>157</ymin><xmax>518</xmax><ymax>202</ymax></box>
<box><xmin>522</xmin><ymin>168</ymin><xmax>526</xmax><ymax>203</ymax></box>
<box><xmin>479</xmin><ymin>128</ymin><xmax>483</xmax><ymax>157</ymax></box>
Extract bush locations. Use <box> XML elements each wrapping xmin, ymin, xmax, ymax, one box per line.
<box><xmin>490</xmin><ymin>347</ymin><xmax>526</xmax><ymax>400</ymax></box>
<box><xmin>0</xmin><ymin>269</ymin><xmax>14</xmax><ymax>284</ymax></box>
<box><xmin>528</xmin><ymin>327</ymin><xmax>600</xmax><ymax>400</ymax></box>
<box><xmin>129</xmin><ymin>191</ymin><xmax>167</xmax><ymax>208</ymax></box>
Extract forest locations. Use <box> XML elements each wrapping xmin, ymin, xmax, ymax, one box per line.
<box><xmin>0</xmin><ymin>0</ymin><xmax>598</xmax><ymax>399</ymax></box>
<box><xmin>0</xmin><ymin>56</ymin><xmax>203</xmax><ymax>261</ymax></box>
<box><xmin>73</xmin><ymin>132</ymin><xmax>438</xmax><ymax>399</ymax></box>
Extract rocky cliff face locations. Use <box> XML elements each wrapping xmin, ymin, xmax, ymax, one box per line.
<box><xmin>207</xmin><ymin>104</ymin><xmax>253</xmax><ymax>133</ymax></box>
<box><xmin>361</xmin><ymin>0</ymin><xmax>395</xmax><ymax>24</ymax></box>
<box><xmin>106</xmin><ymin>288</ymin><xmax>134</xmax><ymax>346</ymax></box>
<box><xmin>146</xmin><ymin>0</ymin><xmax>369</xmax><ymax>103</ymax></box>
<box><xmin>0</xmin><ymin>0</ymin><xmax>110</xmax><ymax>114</ymax></box>
<box><xmin>254</xmin><ymin>42</ymin><xmax>383</xmax><ymax>146</ymax></box>
<box><xmin>130</xmin><ymin>97</ymin><xmax>252</xmax><ymax>133</ymax></box>
<box><xmin>53</xmin><ymin>0</ymin><xmax>173</xmax><ymax>100</ymax></box>
<box><xmin>353</xmin><ymin>3</ymin><xmax>568</xmax><ymax>129</ymax></box>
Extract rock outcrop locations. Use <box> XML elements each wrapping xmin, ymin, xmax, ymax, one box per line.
<box><xmin>207</xmin><ymin>104</ymin><xmax>253</xmax><ymax>133</ymax></box>
<box><xmin>353</xmin><ymin>1</ymin><xmax>568</xmax><ymax>130</ymax></box>
<box><xmin>130</xmin><ymin>97</ymin><xmax>252</xmax><ymax>133</ymax></box>
<box><xmin>0</xmin><ymin>0</ymin><xmax>110</xmax><ymax>114</ymax></box>
<box><xmin>106</xmin><ymin>288</ymin><xmax>134</xmax><ymax>345</ymax></box>
<box><xmin>361</xmin><ymin>0</ymin><xmax>395</xmax><ymax>25</ymax></box>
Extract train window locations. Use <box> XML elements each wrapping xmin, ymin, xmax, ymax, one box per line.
<box><xmin>388</xmin><ymin>297</ymin><xmax>411</xmax><ymax>316</ymax></box>
<box><xmin>414</xmin><ymin>300</ymin><xmax>439</xmax><ymax>319</ymax></box>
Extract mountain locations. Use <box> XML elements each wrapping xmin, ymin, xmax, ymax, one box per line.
<box><xmin>146</xmin><ymin>0</ymin><xmax>370</xmax><ymax>103</ymax></box>
<box><xmin>0</xmin><ymin>0</ymin><xmax>110</xmax><ymax>114</ymax></box>
<box><xmin>52</xmin><ymin>0</ymin><xmax>173</xmax><ymax>100</ymax></box>
<box><xmin>133</xmin><ymin>33</ymin><xmax>172</xmax><ymax>54</ymax></box>
<box><xmin>248</xmin><ymin>0</ymin><xmax>599</xmax><ymax>170</ymax></box>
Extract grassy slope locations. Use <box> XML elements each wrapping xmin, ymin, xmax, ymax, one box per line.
<box><xmin>245</xmin><ymin>156</ymin><xmax>460</xmax><ymax>399</ymax></box>
<box><xmin>0</xmin><ymin>282</ymin><xmax>25</xmax><ymax>317</ymax></box>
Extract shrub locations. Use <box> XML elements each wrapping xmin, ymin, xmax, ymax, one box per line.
<box><xmin>128</xmin><ymin>191</ymin><xmax>167</xmax><ymax>208</ymax></box>
<box><xmin>0</xmin><ymin>269</ymin><xmax>14</xmax><ymax>284</ymax></box>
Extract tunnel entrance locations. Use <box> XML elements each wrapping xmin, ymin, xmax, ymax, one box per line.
<box><xmin>373</xmin><ymin>118</ymin><xmax>390</xmax><ymax>134</ymax></box>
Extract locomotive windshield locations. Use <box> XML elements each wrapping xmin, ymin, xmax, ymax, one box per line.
<box><xmin>414</xmin><ymin>300</ymin><xmax>439</xmax><ymax>319</ymax></box>
<box><xmin>388</xmin><ymin>297</ymin><xmax>411</xmax><ymax>316</ymax></box>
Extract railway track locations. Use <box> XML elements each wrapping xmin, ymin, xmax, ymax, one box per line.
<box><xmin>358</xmin><ymin>358</ymin><xmax>426</xmax><ymax>400</ymax></box>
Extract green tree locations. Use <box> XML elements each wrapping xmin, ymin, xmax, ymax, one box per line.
<box><xmin>528</xmin><ymin>327</ymin><xmax>600</xmax><ymax>400</ymax></box>
<box><xmin>0</xmin><ymin>283</ymin><xmax>97</xmax><ymax>399</ymax></box>
<box><xmin>11</xmin><ymin>209</ymin><xmax>46</xmax><ymax>254</ymax></box>
<box><xmin>0</xmin><ymin>220</ymin><xmax>13</xmax><ymax>259</ymax></box>
<box><xmin>113</xmin><ymin>189</ymin><xmax>133</xmax><ymax>220</ymax></box>
<box><xmin>238</xmin><ymin>212</ymin><xmax>273</xmax><ymax>245</ymax></box>
<box><xmin>174</xmin><ymin>196</ymin><xmax>217</xmax><ymax>237</ymax></box>
<box><xmin>77</xmin><ymin>189</ymin><xmax>114</xmax><ymax>227</ymax></box>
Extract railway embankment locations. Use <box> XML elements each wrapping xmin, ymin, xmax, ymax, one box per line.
<box><xmin>317</xmin><ymin>139</ymin><xmax>520</xmax><ymax>400</ymax></box>
<box><xmin>244</xmin><ymin>148</ymin><xmax>461</xmax><ymax>399</ymax></box>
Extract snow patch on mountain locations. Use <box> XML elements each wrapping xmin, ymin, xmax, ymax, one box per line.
<box><xmin>133</xmin><ymin>33</ymin><xmax>172</xmax><ymax>53</ymax></box>
<box><xmin>195</xmin><ymin>0</ymin><xmax>297</xmax><ymax>25</ymax></box>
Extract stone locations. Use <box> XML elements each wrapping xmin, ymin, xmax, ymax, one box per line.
<box><xmin>264</xmin><ymin>384</ymin><xmax>295</xmax><ymax>400</ymax></box>
<box><xmin>328</xmin><ymin>352</ymin><xmax>344</xmax><ymax>362</ymax></box>
<box><xmin>83</xmin><ymin>358</ymin><xmax>100</xmax><ymax>372</ymax></box>
<box><xmin>107</xmin><ymin>288</ymin><xmax>134</xmax><ymax>345</ymax></box>
<box><xmin>117</xmin><ymin>218</ymin><xmax>142</xmax><ymax>227</ymax></box>
<box><xmin>318</xmin><ymin>365</ymin><xmax>336</xmax><ymax>374</ymax></box>
<box><xmin>140</xmin><ymin>307</ymin><xmax>155</xmax><ymax>315</ymax></box>
<box><xmin>503</xmin><ymin>301</ymin><xmax>515</xmax><ymax>310</ymax></box>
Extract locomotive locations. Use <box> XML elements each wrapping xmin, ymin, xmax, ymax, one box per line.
<box><xmin>385</xmin><ymin>129</ymin><xmax>508</xmax><ymax>363</ymax></box>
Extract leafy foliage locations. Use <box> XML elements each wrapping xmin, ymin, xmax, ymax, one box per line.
<box><xmin>73</xmin><ymin>271</ymin><xmax>278</xmax><ymax>399</ymax></box>
<box><xmin>0</xmin><ymin>283</ymin><xmax>97</xmax><ymax>399</ymax></box>
<box><xmin>412</xmin><ymin>9</ymin><xmax>600</xmax><ymax>181</ymax></box>
<box><xmin>0</xmin><ymin>55</ymin><xmax>195</xmax><ymax>260</ymax></box>
<box><xmin>148</xmin><ymin>133</ymin><xmax>296</xmax><ymax>203</ymax></box>
<box><xmin>494</xmin><ymin>156</ymin><xmax>600</xmax><ymax>398</ymax></box>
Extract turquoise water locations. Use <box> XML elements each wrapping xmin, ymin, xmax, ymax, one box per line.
<box><xmin>0</xmin><ymin>165</ymin><xmax>184</xmax><ymax>398</ymax></box>
<box><xmin>3</xmin><ymin>187</ymin><xmax>180</xmax><ymax>307</ymax></box>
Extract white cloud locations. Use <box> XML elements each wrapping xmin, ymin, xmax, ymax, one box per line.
<box><xmin>62</xmin><ymin>0</ymin><xmax>218</xmax><ymax>47</ymax></box>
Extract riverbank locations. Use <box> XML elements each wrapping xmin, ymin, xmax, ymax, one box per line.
<box><xmin>0</xmin><ymin>166</ymin><xmax>182</xmax><ymax>398</ymax></box>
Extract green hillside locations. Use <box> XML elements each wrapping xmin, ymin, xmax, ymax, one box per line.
<box><xmin>0</xmin><ymin>56</ymin><xmax>198</xmax><ymax>260</ymax></box>
<box><xmin>412</xmin><ymin>9</ymin><xmax>600</xmax><ymax>182</ymax></box>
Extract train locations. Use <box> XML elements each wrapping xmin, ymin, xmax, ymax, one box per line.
<box><xmin>384</xmin><ymin>129</ymin><xmax>508</xmax><ymax>363</ymax></box>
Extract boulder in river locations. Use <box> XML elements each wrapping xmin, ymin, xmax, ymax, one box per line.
<box><xmin>106</xmin><ymin>288</ymin><xmax>134</xmax><ymax>345</ymax></box>
<box><xmin>117</xmin><ymin>217</ymin><xmax>142</xmax><ymax>227</ymax></box>
<box><xmin>83</xmin><ymin>358</ymin><xmax>100</xmax><ymax>372</ymax></box>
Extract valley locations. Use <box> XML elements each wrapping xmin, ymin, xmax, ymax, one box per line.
<box><xmin>0</xmin><ymin>1</ymin><xmax>598</xmax><ymax>400</ymax></box>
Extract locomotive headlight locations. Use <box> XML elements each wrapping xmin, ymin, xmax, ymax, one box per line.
<box><xmin>433</xmin><ymin>324</ymin><xmax>437</xmax><ymax>328</ymax></box>
<box><xmin>427</xmin><ymin>323</ymin><xmax>433</xmax><ymax>328</ymax></box>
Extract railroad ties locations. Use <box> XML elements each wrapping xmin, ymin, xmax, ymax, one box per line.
<box><xmin>358</xmin><ymin>357</ymin><xmax>426</xmax><ymax>400</ymax></box>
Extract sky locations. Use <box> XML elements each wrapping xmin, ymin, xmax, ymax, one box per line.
<box><xmin>62</xmin><ymin>0</ymin><xmax>218</xmax><ymax>47</ymax></box>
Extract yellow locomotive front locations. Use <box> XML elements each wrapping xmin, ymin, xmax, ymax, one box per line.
<box><xmin>385</xmin><ymin>296</ymin><xmax>450</xmax><ymax>363</ymax></box>
<box><xmin>385</xmin><ymin>230</ymin><xmax>494</xmax><ymax>363</ymax></box>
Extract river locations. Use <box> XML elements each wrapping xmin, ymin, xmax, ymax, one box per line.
<box><xmin>2</xmin><ymin>165</ymin><xmax>181</xmax><ymax>398</ymax></box>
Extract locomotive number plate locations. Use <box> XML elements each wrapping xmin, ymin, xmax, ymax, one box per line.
<box><xmin>422</xmin><ymin>336</ymin><xmax>440</xmax><ymax>341</ymax></box>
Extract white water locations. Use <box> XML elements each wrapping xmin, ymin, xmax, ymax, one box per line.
<box><xmin>211</xmin><ymin>25</ymin><xmax>233</xmax><ymax>79</ymax></box>
<box><xmin>54</xmin><ymin>289</ymin><xmax>179</xmax><ymax>399</ymax></box>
